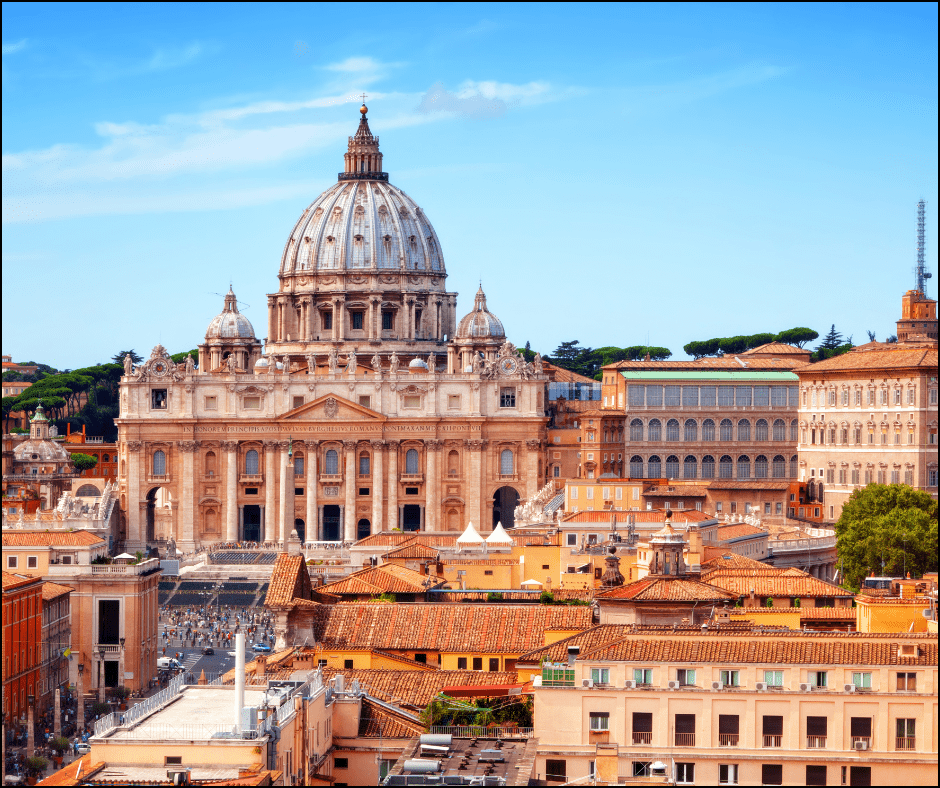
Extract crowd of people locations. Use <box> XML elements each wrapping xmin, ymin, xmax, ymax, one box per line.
<box><xmin>159</xmin><ymin>604</ymin><xmax>276</xmax><ymax>652</ymax></box>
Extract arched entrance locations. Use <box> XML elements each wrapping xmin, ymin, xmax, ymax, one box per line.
<box><xmin>242</xmin><ymin>505</ymin><xmax>261</xmax><ymax>542</ymax></box>
<box><xmin>323</xmin><ymin>505</ymin><xmax>341</xmax><ymax>541</ymax></box>
<box><xmin>357</xmin><ymin>518</ymin><xmax>371</xmax><ymax>540</ymax></box>
<box><xmin>493</xmin><ymin>486</ymin><xmax>520</xmax><ymax>529</ymax></box>
<box><xmin>145</xmin><ymin>487</ymin><xmax>173</xmax><ymax>543</ymax></box>
<box><xmin>294</xmin><ymin>518</ymin><xmax>305</xmax><ymax>542</ymax></box>
<box><xmin>402</xmin><ymin>504</ymin><xmax>421</xmax><ymax>532</ymax></box>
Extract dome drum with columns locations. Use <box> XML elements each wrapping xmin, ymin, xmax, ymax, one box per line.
<box><xmin>267</xmin><ymin>103</ymin><xmax>458</xmax><ymax>368</ymax></box>
<box><xmin>198</xmin><ymin>287</ymin><xmax>263</xmax><ymax>372</ymax></box>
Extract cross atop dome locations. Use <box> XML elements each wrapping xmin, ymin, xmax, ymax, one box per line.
<box><xmin>341</xmin><ymin>102</ymin><xmax>387</xmax><ymax>182</ymax></box>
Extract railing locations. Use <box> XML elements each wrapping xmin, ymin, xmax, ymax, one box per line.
<box><xmin>896</xmin><ymin>737</ymin><xmax>916</xmax><ymax>750</ymax></box>
<box><xmin>428</xmin><ymin>725</ymin><xmax>533</xmax><ymax>738</ymax></box>
<box><xmin>851</xmin><ymin>736</ymin><xmax>871</xmax><ymax>749</ymax></box>
<box><xmin>674</xmin><ymin>732</ymin><xmax>695</xmax><ymax>747</ymax></box>
<box><xmin>719</xmin><ymin>733</ymin><xmax>739</xmax><ymax>747</ymax></box>
<box><xmin>95</xmin><ymin>643</ymin><xmax>120</xmax><ymax>654</ymax></box>
<box><xmin>807</xmin><ymin>735</ymin><xmax>827</xmax><ymax>748</ymax></box>
<box><xmin>239</xmin><ymin>474</ymin><xmax>264</xmax><ymax>483</ymax></box>
<box><xmin>769</xmin><ymin>535</ymin><xmax>837</xmax><ymax>552</ymax></box>
<box><xmin>632</xmin><ymin>731</ymin><xmax>652</xmax><ymax>745</ymax></box>
<box><xmin>400</xmin><ymin>473</ymin><xmax>424</xmax><ymax>483</ymax></box>
<box><xmin>146</xmin><ymin>475</ymin><xmax>170</xmax><ymax>484</ymax></box>
<box><xmin>115</xmin><ymin>722</ymin><xmax>255</xmax><ymax>740</ymax></box>
<box><xmin>763</xmin><ymin>734</ymin><xmax>782</xmax><ymax>747</ymax></box>
<box><xmin>90</xmin><ymin>558</ymin><xmax>160</xmax><ymax>575</ymax></box>
<box><xmin>338</xmin><ymin>171</ymin><xmax>389</xmax><ymax>182</ymax></box>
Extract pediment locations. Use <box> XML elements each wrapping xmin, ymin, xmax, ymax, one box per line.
<box><xmin>281</xmin><ymin>394</ymin><xmax>385</xmax><ymax>422</ymax></box>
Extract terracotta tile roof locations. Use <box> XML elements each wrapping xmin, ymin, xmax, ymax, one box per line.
<box><xmin>264</xmin><ymin>553</ymin><xmax>321</xmax><ymax>607</ymax></box>
<box><xmin>741</xmin><ymin>342</ymin><xmax>811</xmax><ymax>357</ymax></box>
<box><xmin>2</xmin><ymin>571</ymin><xmax>40</xmax><ymax>591</ymax></box>
<box><xmin>441</xmin><ymin>589</ymin><xmax>594</xmax><ymax>603</ymax></box>
<box><xmin>516</xmin><ymin>624</ymin><xmax>635</xmax><ymax>663</ymax></box>
<box><xmin>370</xmin><ymin>649</ymin><xmax>441</xmax><ymax>670</ymax></box>
<box><xmin>578</xmin><ymin>631</ymin><xmax>938</xmax><ymax>666</ymax></box>
<box><xmin>645</xmin><ymin>485</ymin><xmax>709</xmax><ymax>497</ymax></box>
<box><xmin>319</xmin><ymin>564</ymin><xmax>441</xmax><ymax>596</ymax></box>
<box><xmin>855</xmin><ymin>594</ymin><xmax>935</xmax><ymax>606</ymax></box>
<box><xmin>542</xmin><ymin>361</ymin><xmax>598</xmax><ymax>386</ymax></box>
<box><xmin>37</xmin><ymin>756</ymin><xmax>106</xmax><ymax>785</ymax></box>
<box><xmin>383</xmin><ymin>542</ymin><xmax>440</xmax><ymax>560</ymax></box>
<box><xmin>596</xmin><ymin>576</ymin><xmax>737</xmax><ymax>602</ymax></box>
<box><xmin>357</xmin><ymin>698</ymin><xmax>425</xmax><ymax>738</ymax></box>
<box><xmin>2</xmin><ymin>530</ymin><xmax>105</xmax><ymax>547</ymax></box>
<box><xmin>713</xmin><ymin>523</ymin><xmax>767</xmax><ymax>540</ymax></box>
<box><xmin>563</xmin><ymin>510</ymin><xmax>713</xmax><ymax>524</ymax></box>
<box><xmin>702</xmin><ymin>553</ymin><xmax>770</xmax><ymax>571</ymax></box>
<box><xmin>729</xmin><ymin>606</ymin><xmax>855</xmax><ymax>621</ymax></box>
<box><xmin>42</xmin><ymin>581</ymin><xmax>73</xmax><ymax>600</ymax></box>
<box><xmin>355</xmin><ymin>532</ymin><xmax>459</xmax><ymax>548</ymax></box>
<box><xmin>796</xmin><ymin>346</ymin><xmax>937</xmax><ymax>373</ymax></box>
<box><xmin>322</xmin><ymin>668</ymin><xmax>521</xmax><ymax>710</ymax></box>
<box><xmin>702</xmin><ymin>568</ymin><xmax>853</xmax><ymax>598</ymax></box>
<box><xmin>317</xmin><ymin>604</ymin><xmax>592</xmax><ymax>654</ymax></box>
<box><xmin>706</xmin><ymin>480</ymin><xmax>791</xmax><ymax>491</ymax></box>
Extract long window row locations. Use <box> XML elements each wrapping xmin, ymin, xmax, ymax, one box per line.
<box><xmin>628</xmin><ymin>385</ymin><xmax>798</xmax><ymax>409</ymax></box>
<box><xmin>628</xmin><ymin>418</ymin><xmax>797</xmax><ymax>443</ymax></box>
<box><xmin>803</xmin><ymin>384</ymin><xmax>934</xmax><ymax>409</ymax></box>
<box><xmin>628</xmin><ymin>454</ymin><xmax>796</xmax><ymax>480</ymax></box>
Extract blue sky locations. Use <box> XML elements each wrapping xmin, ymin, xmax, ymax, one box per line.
<box><xmin>3</xmin><ymin>2</ymin><xmax>937</xmax><ymax>369</ymax></box>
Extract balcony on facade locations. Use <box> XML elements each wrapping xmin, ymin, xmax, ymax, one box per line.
<box><xmin>806</xmin><ymin>735</ymin><xmax>827</xmax><ymax>749</ymax></box>
<box><xmin>762</xmin><ymin>735</ymin><xmax>782</xmax><ymax>747</ymax></box>
<box><xmin>718</xmin><ymin>733</ymin><xmax>739</xmax><ymax>747</ymax></box>
<box><xmin>674</xmin><ymin>733</ymin><xmax>695</xmax><ymax>747</ymax></box>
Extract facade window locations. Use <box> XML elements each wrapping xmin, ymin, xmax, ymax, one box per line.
<box><xmin>351</xmin><ymin>311</ymin><xmax>364</xmax><ymax>330</ymax></box>
<box><xmin>322</xmin><ymin>311</ymin><xmax>333</xmax><ymax>330</ymax></box>
<box><xmin>404</xmin><ymin>394</ymin><xmax>421</xmax><ymax>408</ymax></box>
<box><xmin>647</xmin><ymin>455</ymin><xmax>661</xmax><ymax>478</ymax></box>
<box><xmin>683</xmin><ymin>419</ymin><xmax>697</xmax><ymax>442</ymax></box>
<box><xmin>633</xmin><ymin>668</ymin><xmax>653</xmax><ymax>685</ymax></box>
<box><xmin>648</xmin><ymin>419</ymin><xmax>662</xmax><ymax>441</ymax></box>
<box><xmin>719</xmin><ymin>419</ymin><xmax>733</xmax><ymax>441</ymax></box>
<box><xmin>499</xmin><ymin>387</ymin><xmax>516</xmax><ymax>408</ymax></box>
<box><xmin>683</xmin><ymin>455</ymin><xmax>697</xmax><ymax>479</ymax></box>
<box><xmin>771</xmin><ymin>455</ymin><xmax>786</xmax><ymax>478</ymax></box>
<box><xmin>151</xmin><ymin>389</ymin><xmax>167</xmax><ymax>409</ymax></box>
<box><xmin>448</xmin><ymin>394</ymin><xmax>461</xmax><ymax>409</ymax></box>
<box><xmin>381</xmin><ymin>310</ymin><xmax>393</xmax><ymax>330</ymax></box>
<box><xmin>325</xmin><ymin>449</ymin><xmax>339</xmax><ymax>475</ymax></box>
<box><xmin>764</xmin><ymin>670</ymin><xmax>783</xmax><ymax>686</ymax></box>
<box><xmin>718</xmin><ymin>455</ymin><xmax>733</xmax><ymax>478</ymax></box>
<box><xmin>630</xmin><ymin>419</ymin><xmax>643</xmax><ymax>441</ymax></box>
<box><xmin>590</xmin><ymin>668</ymin><xmax>610</xmax><ymax>685</ymax></box>
<box><xmin>665</xmin><ymin>455</ymin><xmax>680</xmax><ymax>478</ymax></box>
<box><xmin>720</xmin><ymin>669</ymin><xmax>740</xmax><ymax>687</ymax></box>
<box><xmin>719</xmin><ymin>764</ymin><xmax>739</xmax><ymax>785</ymax></box>
<box><xmin>897</xmin><ymin>672</ymin><xmax>916</xmax><ymax>691</ymax></box>
<box><xmin>702</xmin><ymin>419</ymin><xmax>715</xmax><ymax>441</ymax></box>
<box><xmin>761</xmin><ymin>764</ymin><xmax>782</xmax><ymax>785</ymax></box>
<box><xmin>500</xmin><ymin>449</ymin><xmax>514</xmax><ymax>475</ymax></box>
<box><xmin>405</xmin><ymin>449</ymin><xmax>419</xmax><ymax>474</ymax></box>
<box><xmin>677</xmin><ymin>668</ymin><xmax>696</xmax><ymax>686</ymax></box>
<box><xmin>243</xmin><ymin>396</ymin><xmax>260</xmax><ymax>409</ymax></box>
<box><xmin>358</xmin><ymin>453</ymin><xmax>370</xmax><ymax>476</ymax></box>
<box><xmin>852</xmin><ymin>672</ymin><xmax>871</xmax><ymax>689</ymax></box>
<box><xmin>204</xmin><ymin>396</ymin><xmax>218</xmax><ymax>410</ymax></box>
<box><xmin>737</xmin><ymin>455</ymin><xmax>750</xmax><ymax>479</ymax></box>
<box><xmin>676</xmin><ymin>763</ymin><xmax>695</xmax><ymax>784</ymax></box>
<box><xmin>245</xmin><ymin>449</ymin><xmax>259</xmax><ymax>475</ymax></box>
<box><xmin>545</xmin><ymin>759</ymin><xmax>567</xmax><ymax>783</ymax></box>
<box><xmin>756</xmin><ymin>419</ymin><xmax>768</xmax><ymax>441</ymax></box>
<box><xmin>701</xmin><ymin>455</ymin><xmax>715</xmax><ymax>478</ymax></box>
<box><xmin>293</xmin><ymin>456</ymin><xmax>304</xmax><ymax>475</ymax></box>
<box><xmin>755</xmin><ymin>455</ymin><xmax>768</xmax><ymax>478</ymax></box>
<box><xmin>666</xmin><ymin>419</ymin><xmax>680</xmax><ymax>441</ymax></box>
<box><xmin>630</xmin><ymin>456</ymin><xmax>643</xmax><ymax>477</ymax></box>
<box><xmin>896</xmin><ymin>718</ymin><xmax>915</xmax><ymax>750</ymax></box>
<box><xmin>808</xmin><ymin>670</ymin><xmax>827</xmax><ymax>688</ymax></box>
<box><xmin>772</xmin><ymin>419</ymin><xmax>785</xmax><ymax>441</ymax></box>
<box><xmin>737</xmin><ymin>419</ymin><xmax>751</xmax><ymax>441</ymax></box>
<box><xmin>152</xmin><ymin>450</ymin><xmax>166</xmax><ymax>476</ymax></box>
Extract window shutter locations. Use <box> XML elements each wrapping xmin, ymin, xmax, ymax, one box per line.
<box><xmin>850</xmin><ymin>717</ymin><xmax>871</xmax><ymax>737</ymax></box>
<box><xmin>806</xmin><ymin>716</ymin><xmax>828</xmax><ymax>737</ymax></box>
<box><xmin>632</xmin><ymin>712</ymin><xmax>652</xmax><ymax>733</ymax></box>
<box><xmin>762</xmin><ymin>715</ymin><xmax>783</xmax><ymax>736</ymax></box>
<box><xmin>718</xmin><ymin>714</ymin><xmax>739</xmax><ymax>734</ymax></box>
<box><xmin>674</xmin><ymin>714</ymin><xmax>695</xmax><ymax>734</ymax></box>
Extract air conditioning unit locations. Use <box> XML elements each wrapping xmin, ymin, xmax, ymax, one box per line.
<box><xmin>755</xmin><ymin>682</ymin><xmax>767</xmax><ymax>691</ymax></box>
<box><xmin>667</xmin><ymin>680</ymin><xmax>680</xmax><ymax>690</ymax></box>
<box><xmin>854</xmin><ymin>740</ymin><xmax>868</xmax><ymax>751</ymax></box>
<box><xmin>581</xmin><ymin>678</ymin><xmax>594</xmax><ymax>688</ymax></box>
<box><xmin>711</xmin><ymin>681</ymin><xmax>723</xmax><ymax>691</ymax></box>
<box><xmin>923</xmin><ymin>609</ymin><xmax>933</xmax><ymax>619</ymax></box>
<box><xmin>844</xmin><ymin>683</ymin><xmax>856</xmax><ymax>693</ymax></box>
<box><xmin>799</xmin><ymin>683</ymin><xmax>810</xmax><ymax>692</ymax></box>
<box><xmin>624</xmin><ymin>680</ymin><xmax>637</xmax><ymax>689</ymax></box>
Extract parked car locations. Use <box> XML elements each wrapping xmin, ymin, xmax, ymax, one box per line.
<box><xmin>252</xmin><ymin>643</ymin><xmax>272</xmax><ymax>653</ymax></box>
<box><xmin>202</xmin><ymin>647</ymin><xmax>214</xmax><ymax>656</ymax></box>
<box><xmin>75</xmin><ymin>742</ymin><xmax>91</xmax><ymax>755</ymax></box>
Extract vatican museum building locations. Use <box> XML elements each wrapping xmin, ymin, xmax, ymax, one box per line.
<box><xmin>117</xmin><ymin>104</ymin><xmax>548</xmax><ymax>551</ymax></box>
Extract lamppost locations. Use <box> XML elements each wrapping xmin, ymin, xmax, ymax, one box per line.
<box><xmin>77</xmin><ymin>663</ymin><xmax>85</xmax><ymax>735</ymax></box>
<box><xmin>97</xmin><ymin>646</ymin><xmax>106</xmax><ymax>704</ymax></box>
<box><xmin>119</xmin><ymin>638</ymin><xmax>126</xmax><ymax>694</ymax></box>
<box><xmin>26</xmin><ymin>694</ymin><xmax>35</xmax><ymax>759</ymax></box>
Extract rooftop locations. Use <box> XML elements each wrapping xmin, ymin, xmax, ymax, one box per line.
<box><xmin>2</xmin><ymin>530</ymin><xmax>105</xmax><ymax>547</ymax></box>
<box><xmin>701</xmin><ymin>567</ymin><xmax>852</xmax><ymax>598</ymax></box>
<box><xmin>2</xmin><ymin>570</ymin><xmax>42</xmax><ymax>591</ymax></box>
<box><xmin>562</xmin><ymin>509</ymin><xmax>713</xmax><ymax>524</ymax></box>
<box><xmin>595</xmin><ymin>575</ymin><xmax>737</xmax><ymax>602</ymax></box>
<box><xmin>387</xmin><ymin>734</ymin><xmax>538</xmax><ymax>787</ymax></box>
<box><xmin>796</xmin><ymin>345</ymin><xmax>937</xmax><ymax>374</ymax></box>
<box><xmin>319</xmin><ymin>563</ymin><xmax>442</xmax><ymax>596</ymax></box>
<box><xmin>42</xmin><ymin>580</ymin><xmax>73</xmax><ymax>600</ymax></box>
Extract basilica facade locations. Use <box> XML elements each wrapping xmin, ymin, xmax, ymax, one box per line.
<box><xmin>116</xmin><ymin>104</ymin><xmax>548</xmax><ymax>551</ymax></box>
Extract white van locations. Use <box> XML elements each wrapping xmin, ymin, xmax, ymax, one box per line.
<box><xmin>157</xmin><ymin>657</ymin><xmax>183</xmax><ymax>671</ymax></box>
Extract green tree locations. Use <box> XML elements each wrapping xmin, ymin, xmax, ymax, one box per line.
<box><xmin>170</xmin><ymin>349</ymin><xmax>200</xmax><ymax>364</ymax></box>
<box><xmin>866</xmin><ymin>330</ymin><xmax>877</xmax><ymax>342</ymax></box>
<box><xmin>111</xmin><ymin>350</ymin><xmax>143</xmax><ymax>365</ymax></box>
<box><xmin>70</xmin><ymin>453</ymin><xmax>99</xmax><ymax>472</ymax></box>
<box><xmin>746</xmin><ymin>332</ymin><xmax>776</xmax><ymax>349</ymax></box>
<box><xmin>774</xmin><ymin>327</ymin><xmax>819</xmax><ymax>348</ymax></box>
<box><xmin>817</xmin><ymin>324</ymin><xmax>844</xmax><ymax>350</ymax></box>
<box><xmin>718</xmin><ymin>335</ymin><xmax>750</xmax><ymax>355</ymax></box>
<box><xmin>835</xmin><ymin>484</ymin><xmax>938</xmax><ymax>590</ymax></box>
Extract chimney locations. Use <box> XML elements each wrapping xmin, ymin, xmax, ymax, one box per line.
<box><xmin>567</xmin><ymin>645</ymin><xmax>580</xmax><ymax>667</ymax></box>
<box><xmin>235</xmin><ymin>632</ymin><xmax>245</xmax><ymax>733</ymax></box>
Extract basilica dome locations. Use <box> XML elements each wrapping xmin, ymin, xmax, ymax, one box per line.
<box><xmin>456</xmin><ymin>286</ymin><xmax>505</xmax><ymax>340</ymax></box>
<box><xmin>205</xmin><ymin>288</ymin><xmax>255</xmax><ymax>340</ymax></box>
<box><xmin>279</xmin><ymin>108</ymin><xmax>444</xmax><ymax>277</ymax></box>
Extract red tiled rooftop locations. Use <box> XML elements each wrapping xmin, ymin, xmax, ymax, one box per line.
<box><xmin>563</xmin><ymin>509</ymin><xmax>713</xmax><ymax>524</ymax></box>
<box><xmin>42</xmin><ymin>581</ymin><xmax>73</xmax><ymax>600</ymax></box>
<box><xmin>2</xmin><ymin>530</ymin><xmax>105</xmax><ymax>547</ymax></box>
<box><xmin>797</xmin><ymin>346</ymin><xmax>937</xmax><ymax>373</ymax></box>
<box><xmin>596</xmin><ymin>576</ymin><xmax>736</xmax><ymax>602</ymax></box>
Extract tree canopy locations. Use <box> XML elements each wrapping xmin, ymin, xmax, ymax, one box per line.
<box><xmin>683</xmin><ymin>327</ymin><xmax>820</xmax><ymax>359</ymax></box>
<box><xmin>835</xmin><ymin>484</ymin><xmax>938</xmax><ymax>591</ymax></box>
<box><xmin>111</xmin><ymin>350</ymin><xmax>143</xmax><ymax>365</ymax></box>
<box><xmin>547</xmin><ymin>341</ymin><xmax>671</xmax><ymax>378</ymax></box>
<box><xmin>70</xmin><ymin>453</ymin><xmax>99</xmax><ymax>472</ymax></box>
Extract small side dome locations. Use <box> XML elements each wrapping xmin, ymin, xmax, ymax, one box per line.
<box><xmin>408</xmin><ymin>358</ymin><xmax>428</xmax><ymax>372</ymax></box>
<box><xmin>254</xmin><ymin>356</ymin><xmax>269</xmax><ymax>368</ymax></box>
<box><xmin>456</xmin><ymin>286</ymin><xmax>505</xmax><ymax>340</ymax></box>
<box><xmin>205</xmin><ymin>287</ymin><xmax>255</xmax><ymax>341</ymax></box>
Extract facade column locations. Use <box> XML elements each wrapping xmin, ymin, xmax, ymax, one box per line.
<box><xmin>318</xmin><ymin>505</ymin><xmax>324</xmax><ymax>541</ymax></box>
<box><xmin>425</xmin><ymin>440</ymin><xmax>441</xmax><ymax>532</ymax></box>
<box><xmin>126</xmin><ymin>441</ymin><xmax>143</xmax><ymax>549</ymax></box>
<box><xmin>267</xmin><ymin>297</ymin><xmax>276</xmax><ymax>344</ymax></box>
<box><xmin>305</xmin><ymin>441</ymin><xmax>319</xmax><ymax>544</ymax></box>
<box><xmin>525</xmin><ymin>439</ymin><xmax>542</xmax><ymax>500</ymax></box>
<box><xmin>222</xmin><ymin>441</ymin><xmax>238</xmax><ymax>541</ymax></box>
<box><xmin>337</xmin><ymin>299</ymin><xmax>346</xmax><ymax>341</ymax></box>
<box><xmin>343</xmin><ymin>441</ymin><xmax>357</xmax><ymax>541</ymax></box>
<box><xmin>282</xmin><ymin>446</ymin><xmax>295</xmax><ymax>545</ymax></box>
<box><xmin>466</xmin><ymin>439</ymin><xmax>486</xmax><ymax>529</ymax></box>
<box><xmin>371</xmin><ymin>441</ymin><xmax>384</xmax><ymax>533</ymax></box>
<box><xmin>387</xmin><ymin>441</ymin><xmax>399</xmax><ymax>530</ymax></box>
<box><xmin>178</xmin><ymin>441</ymin><xmax>198</xmax><ymax>550</ymax></box>
<box><xmin>368</xmin><ymin>298</ymin><xmax>377</xmax><ymax>340</ymax></box>
<box><xmin>331</xmin><ymin>299</ymin><xmax>339</xmax><ymax>342</ymax></box>
<box><xmin>263</xmin><ymin>441</ymin><xmax>277</xmax><ymax>543</ymax></box>
<box><xmin>277</xmin><ymin>441</ymin><xmax>290</xmax><ymax>545</ymax></box>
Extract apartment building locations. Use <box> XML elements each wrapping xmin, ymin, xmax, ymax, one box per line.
<box><xmin>523</xmin><ymin>626</ymin><xmax>938</xmax><ymax>786</ymax></box>
<box><xmin>795</xmin><ymin>333</ymin><xmax>938</xmax><ymax>523</ymax></box>
<box><xmin>2</xmin><ymin>571</ymin><xmax>43</xmax><ymax>727</ymax></box>
<box><xmin>39</xmin><ymin>581</ymin><xmax>72</xmax><ymax>715</ymax></box>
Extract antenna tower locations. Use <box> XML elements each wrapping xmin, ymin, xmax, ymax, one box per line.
<box><xmin>915</xmin><ymin>199</ymin><xmax>931</xmax><ymax>293</ymax></box>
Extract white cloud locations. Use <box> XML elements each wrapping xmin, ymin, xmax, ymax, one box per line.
<box><xmin>2</xmin><ymin>39</ymin><xmax>28</xmax><ymax>56</ymax></box>
<box><xmin>326</xmin><ymin>56</ymin><xmax>386</xmax><ymax>73</ymax></box>
<box><xmin>145</xmin><ymin>42</ymin><xmax>204</xmax><ymax>72</ymax></box>
<box><xmin>416</xmin><ymin>80</ymin><xmax>553</xmax><ymax>118</ymax></box>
